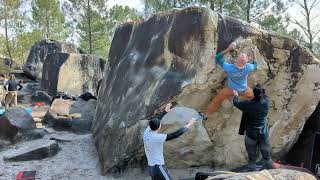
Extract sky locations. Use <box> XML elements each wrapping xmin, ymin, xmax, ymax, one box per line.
<box><xmin>106</xmin><ymin>0</ymin><xmax>320</xmax><ymax>39</ymax></box>
<box><xmin>287</xmin><ymin>2</ymin><xmax>320</xmax><ymax>32</ymax></box>
<box><xmin>1</xmin><ymin>0</ymin><xmax>319</xmax><ymax>40</ymax></box>
<box><xmin>106</xmin><ymin>0</ymin><xmax>145</xmax><ymax>12</ymax></box>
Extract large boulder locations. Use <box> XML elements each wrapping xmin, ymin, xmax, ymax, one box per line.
<box><xmin>43</xmin><ymin>98</ymin><xmax>97</xmax><ymax>133</ymax></box>
<box><xmin>41</xmin><ymin>53</ymin><xmax>106</xmax><ymax>96</ymax></box>
<box><xmin>92</xmin><ymin>7</ymin><xmax>320</xmax><ymax>173</ymax></box>
<box><xmin>23</xmin><ymin>39</ymin><xmax>79</xmax><ymax>80</ymax></box>
<box><xmin>0</xmin><ymin>107</ymin><xmax>36</xmax><ymax>139</ymax></box>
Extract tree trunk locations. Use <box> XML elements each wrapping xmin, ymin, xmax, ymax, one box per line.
<box><xmin>4</xmin><ymin>16</ymin><xmax>14</xmax><ymax>68</ymax></box>
<box><xmin>304</xmin><ymin>0</ymin><xmax>313</xmax><ymax>52</ymax></box>
<box><xmin>219</xmin><ymin>0</ymin><xmax>223</xmax><ymax>13</ymax></box>
<box><xmin>45</xmin><ymin>14</ymin><xmax>50</xmax><ymax>38</ymax></box>
<box><xmin>246</xmin><ymin>0</ymin><xmax>251</xmax><ymax>23</ymax></box>
<box><xmin>88</xmin><ymin>0</ymin><xmax>92</xmax><ymax>54</ymax></box>
<box><xmin>210</xmin><ymin>0</ymin><xmax>215</xmax><ymax>11</ymax></box>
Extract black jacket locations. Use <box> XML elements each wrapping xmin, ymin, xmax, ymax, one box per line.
<box><xmin>4</xmin><ymin>80</ymin><xmax>23</xmax><ymax>91</ymax></box>
<box><xmin>233</xmin><ymin>96</ymin><xmax>269</xmax><ymax>140</ymax></box>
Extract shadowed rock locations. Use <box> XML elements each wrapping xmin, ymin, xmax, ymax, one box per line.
<box><xmin>41</xmin><ymin>53</ymin><xmax>105</xmax><ymax>96</ymax></box>
<box><xmin>43</xmin><ymin>99</ymin><xmax>96</xmax><ymax>134</ymax></box>
<box><xmin>3</xmin><ymin>139</ymin><xmax>59</xmax><ymax>161</ymax></box>
<box><xmin>31</xmin><ymin>90</ymin><xmax>52</xmax><ymax>104</ymax></box>
<box><xmin>23</xmin><ymin>39</ymin><xmax>79</xmax><ymax>80</ymax></box>
<box><xmin>0</xmin><ymin>107</ymin><xmax>36</xmax><ymax>139</ymax></box>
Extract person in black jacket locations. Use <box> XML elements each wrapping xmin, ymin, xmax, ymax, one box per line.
<box><xmin>233</xmin><ymin>84</ymin><xmax>274</xmax><ymax>171</ymax></box>
<box><xmin>4</xmin><ymin>74</ymin><xmax>23</xmax><ymax>109</ymax></box>
<box><xmin>143</xmin><ymin>103</ymin><xmax>197</xmax><ymax>180</ymax></box>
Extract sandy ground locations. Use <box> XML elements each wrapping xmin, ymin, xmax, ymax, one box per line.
<box><xmin>0</xmin><ymin>132</ymin><xmax>213</xmax><ymax>180</ymax></box>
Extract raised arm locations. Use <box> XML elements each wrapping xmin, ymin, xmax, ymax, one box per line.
<box><xmin>156</xmin><ymin>103</ymin><xmax>173</xmax><ymax>120</ymax></box>
<box><xmin>215</xmin><ymin>42</ymin><xmax>236</xmax><ymax>67</ymax></box>
<box><xmin>250</xmin><ymin>47</ymin><xmax>258</xmax><ymax>71</ymax></box>
<box><xmin>165</xmin><ymin>118</ymin><xmax>197</xmax><ymax>141</ymax></box>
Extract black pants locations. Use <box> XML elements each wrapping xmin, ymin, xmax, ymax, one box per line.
<box><xmin>245</xmin><ymin>134</ymin><xmax>274</xmax><ymax>171</ymax></box>
<box><xmin>148</xmin><ymin>165</ymin><xmax>173</xmax><ymax>180</ymax></box>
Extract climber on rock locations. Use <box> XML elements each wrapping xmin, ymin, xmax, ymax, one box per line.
<box><xmin>206</xmin><ymin>41</ymin><xmax>257</xmax><ymax>115</ymax></box>
<box><xmin>233</xmin><ymin>84</ymin><xmax>275</xmax><ymax>171</ymax></box>
<box><xmin>143</xmin><ymin>103</ymin><xmax>197</xmax><ymax>180</ymax></box>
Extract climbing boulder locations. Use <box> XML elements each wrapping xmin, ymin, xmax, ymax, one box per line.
<box><xmin>41</xmin><ymin>53</ymin><xmax>105</xmax><ymax>96</ymax></box>
<box><xmin>43</xmin><ymin>98</ymin><xmax>97</xmax><ymax>133</ymax></box>
<box><xmin>0</xmin><ymin>107</ymin><xmax>36</xmax><ymax>139</ymax></box>
<box><xmin>23</xmin><ymin>39</ymin><xmax>79</xmax><ymax>80</ymax></box>
<box><xmin>92</xmin><ymin>7</ymin><xmax>320</xmax><ymax>173</ymax></box>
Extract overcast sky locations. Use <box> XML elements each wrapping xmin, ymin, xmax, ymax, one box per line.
<box><xmin>106</xmin><ymin>0</ymin><xmax>320</xmax><ymax>39</ymax></box>
<box><xmin>106</xmin><ymin>0</ymin><xmax>145</xmax><ymax>12</ymax></box>
<box><xmin>1</xmin><ymin>0</ymin><xmax>319</xmax><ymax>40</ymax></box>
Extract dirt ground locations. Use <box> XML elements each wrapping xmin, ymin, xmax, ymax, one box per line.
<box><xmin>0</xmin><ymin>132</ymin><xmax>213</xmax><ymax>180</ymax></box>
<box><xmin>0</xmin><ymin>76</ymin><xmax>214</xmax><ymax>180</ymax></box>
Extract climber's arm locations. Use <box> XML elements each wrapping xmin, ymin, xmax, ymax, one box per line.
<box><xmin>214</xmin><ymin>42</ymin><xmax>236</xmax><ymax>68</ymax></box>
<box><xmin>232</xmin><ymin>90</ymin><xmax>250</xmax><ymax>112</ymax></box>
<box><xmin>155</xmin><ymin>103</ymin><xmax>173</xmax><ymax>121</ymax></box>
<box><xmin>249</xmin><ymin>47</ymin><xmax>258</xmax><ymax>71</ymax></box>
<box><xmin>165</xmin><ymin>118</ymin><xmax>196</xmax><ymax>141</ymax></box>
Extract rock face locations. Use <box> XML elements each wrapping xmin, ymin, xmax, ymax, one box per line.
<box><xmin>41</xmin><ymin>53</ymin><xmax>106</xmax><ymax>96</ymax></box>
<box><xmin>161</xmin><ymin>107</ymin><xmax>213</xmax><ymax>168</ymax></box>
<box><xmin>0</xmin><ymin>107</ymin><xmax>36</xmax><ymax>139</ymax></box>
<box><xmin>43</xmin><ymin>98</ymin><xmax>97</xmax><ymax>133</ymax></box>
<box><xmin>23</xmin><ymin>39</ymin><xmax>79</xmax><ymax>80</ymax></box>
<box><xmin>92</xmin><ymin>7</ymin><xmax>320</xmax><ymax>173</ymax></box>
<box><xmin>207</xmin><ymin>169</ymin><xmax>317</xmax><ymax>180</ymax></box>
<box><xmin>3</xmin><ymin>139</ymin><xmax>59</xmax><ymax>161</ymax></box>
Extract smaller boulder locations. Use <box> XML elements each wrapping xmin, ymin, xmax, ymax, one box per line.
<box><xmin>160</xmin><ymin>107</ymin><xmax>213</xmax><ymax>168</ymax></box>
<box><xmin>0</xmin><ymin>107</ymin><xmax>35</xmax><ymax>139</ymax></box>
<box><xmin>207</xmin><ymin>169</ymin><xmax>317</xmax><ymax>180</ymax></box>
<box><xmin>31</xmin><ymin>90</ymin><xmax>52</xmax><ymax>104</ymax></box>
<box><xmin>43</xmin><ymin>98</ymin><xmax>96</xmax><ymax>133</ymax></box>
<box><xmin>3</xmin><ymin>139</ymin><xmax>59</xmax><ymax>161</ymax></box>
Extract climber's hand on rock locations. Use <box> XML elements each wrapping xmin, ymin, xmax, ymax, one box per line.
<box><xmin>165</xmin><ymin>103</ymin><xmax>173</xmax><ymax>112</ymax></box>
<box><xmin>186</xmin><ymin>118</ymin><xmax>197</xmax><ymax>129</ymax></box>
<box><xmin>211</xmin><ymin>52</ymin><xmax>215</xmax><ymax>59</ymax></box>
<box><xmin>233</xmin><ymin>90</ymin><xmax>239</xmax><ymax>96</ymax></box>
<box><xmin>228</xmin><ymin>42</ymin><xmax>237</xmax><ymax>51</ymax></box>
<box><xmin>252</xmin><ymin>47</ymin><xmax>258</xmax><ymax>58</ymax></box>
